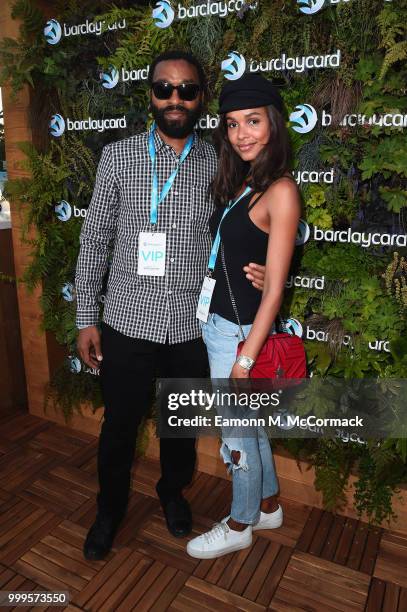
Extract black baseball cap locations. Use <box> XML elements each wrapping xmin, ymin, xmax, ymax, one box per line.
<box><xmin>219</xmin><ymin>73</ymin><xmax>284</xmax><ymax>115</ymax></box>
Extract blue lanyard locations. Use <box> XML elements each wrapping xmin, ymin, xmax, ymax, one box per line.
<box><xmin>148</xmin><ymin>122</ymin><xmax>194</xmax><ymax>226</ymax></box>
<box><xmin>207</xmin><ymin>185</ymin><xmax>252</xmax><ymax>274</ymax></box>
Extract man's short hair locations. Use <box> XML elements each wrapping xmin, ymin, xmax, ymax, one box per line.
<box><xmin>148</xmin><ymin>50</ymin><xmax>208</xmax><ymax>103</ymax></box>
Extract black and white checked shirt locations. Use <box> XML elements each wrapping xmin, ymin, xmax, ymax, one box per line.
<box><xmin>75</xmin><ymin>128</ymin><xmax>218</xmax><ymax>343</ymax></box>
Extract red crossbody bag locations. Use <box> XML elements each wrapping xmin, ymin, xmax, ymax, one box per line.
<box><xmin>221</xmin><ymin>243</ymin><xmax>307</xmax><ymax>380</ymax></box>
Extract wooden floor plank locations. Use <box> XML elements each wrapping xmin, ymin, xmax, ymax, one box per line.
<box><xmin>72</xmin><ymin>547</ymin><xmax>134</xmax><ymax>608</ymax></box>
<box><xmin>256</xmin><ymin>545</ymin><xmax>292</xmax><ymax>607</ymax></box>
<box><xmin>308</xmin><ymin>510</ymin><xmax>334</xmax><ymax>556</ymax></box>
<box><xmin>295</xmin><ymin>507</ymin><xmax>324</xmax><ymax>552</ymax></box>
<box><xmin>320</xmin><ymin>514</ymin><xmax>346</xmax><ymax>562</ymax></box>
<box><xmin>270</xmin><ymin>585</ymin><xmax>342</xmax><ymax>612</ymax></box>
<box><xmin>229</xmin><ymin>537</ymin><xmax>269</xmax><ymax>596</ymax></box>
<box><xmin>365</xmin><ymin>577</ymin><xmax>386</xmax><ymax>612</ymax></box>
<box><xmin>0</xmin><ymin>414</ymin><xmax>51</xmax><ymax>444</ymax></box>
<box><xmin>96</xmin><ymin>556</ymin><xmax>154</xmax><ymax>612</ymax></box>
<box><xmin>0</xmin><ymin>412</ymin><xmax>403</xmax><ymax>612</ymax></box>
<box><xmin>184</xmin><ymin>576</ymin><xmax>266</xmax><ymax>612</ymax></box>
<box><xmin>333</xmin><ymin>516</ymin><xmax>359</xmax><ymax>566</ymax></box>
<box><xmin>115</xmin><ymin>559</ymin><xmax>166</xmax><ymax>611</ymax></box>
<box><xmin>398</xmin><ymin>587</ymin><xmax>407</xmax><ymax>611</ymax></box>
<box><xmin>374</xmin><ymin>530</ymin><xmax>407</xmax><ymax>588</ymax></box>
<box><xmin>382</xmin><ymin>581</ymin><xmax>400</xmax><ymax>612</ymax></box>
<box><xmin>12</xmin><ymin>557</ymin><xmax>78</xmax><ymax>596</ymax></box>
<box><xmin>82</xmin><ymin>550</ymin><xmax>152</xmax><ymax>611</ymax></box>
<box><xmin>0</xmin><ymin>508</ymin><xmax>62</xmax><ymax>566</ymax></box>
<box><xmin>28</xmin><ymin>423</ymin><xmax>95</xmax><ymax>458</ymax></box>
<box><xmin>272</xmin><ymin>551</ymin><xmax>371</xmax><ymax>611</ymax></box>
<box><xmin>149</xmin><ymin>569</ymin><xmax>189</xmax><ymax>612</ymax></box>
<box><xmin>359</xmin><ymin>526</ymin><xmax>383</xmax><ymax>575</ymax></box>
<box><xmin>242</xmin><ymin>540</ymin><xmax>281</xmax><ymax>602</ymax></box>
<box><xmin>347</xmin><ymin>521</ymin><xmax>370</xmax><ymax>571</ymax></box>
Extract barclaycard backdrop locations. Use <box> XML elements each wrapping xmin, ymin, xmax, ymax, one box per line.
<box><xmin>41</xmin><ymin>0</ymin><xmax>406</xmax><ymax>377</ymax></box>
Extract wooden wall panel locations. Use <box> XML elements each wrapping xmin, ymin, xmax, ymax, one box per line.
<box><xmin>0</xmin><ymin>228</ymin><xmax>27</xmax><ymax>414</ymax></box>
<box><xmin>0</xmin><ymin>1</ymin><xmax>51</xmax><ymax>416</ymax></box>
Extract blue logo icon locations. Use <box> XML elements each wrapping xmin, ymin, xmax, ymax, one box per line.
<box><xmin>55</xmin><ymin>200</ymin><xmax>71</xmax><ymax>221</ymax></box>
<box><xmin>69</xmin><ymin>356</ymin><xmax>82</xmax><ymax>374</ymax></box>
<box><xmin>44</xmin><ymin>19</ymin><xmax>62</xmax><ymax>45</ymax></box>
<box><xmin>297</xmin><ymin>0</ymin><xmax>325</xmax><ymax>14</ymax></box>
<box><xmin>101</xmin><ymin>67</ymin><xmax>119</xmax><ymax>89</ymax></box>
<box><xmin>61</xmin><ymin>282</ymin><xmax>75</xmax><ymax>302</ymax></box>
<box><xmin>152</xmin><ymin>1</ymin><xmax>175</xmax><ymax>28</ymax></box>
<box><xmin>49</xmin><ymin>114</ymin><xmax>65</xmax><ymax>137</ymax></box>
<box><xmin>221</xmin><ymin>52</ymin><xmax>246</xmax><ymax>81</ymax></box>
<box><xmin>281</xmin><ymin>318</ymin><xmax>303</xmax><ymax>338</ymax></box>
<box><xmin>289</xmin><ymin>104</ymin><xmax>318</xmax><ymax>134</ymax></box>
<box><xmin>296</xmin><ymin>219</ymin><xmax>310</xmax><ymax>245</ymax></box>
<box><xmin>274</xmin><ymin>408</ymin><xmax>297</xmax><ymax>431</ymax></box>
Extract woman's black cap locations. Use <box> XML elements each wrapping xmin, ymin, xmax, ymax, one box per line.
<box><xmin>218</xmin><ymin>73</ymin><xmax>284</xmax><ymax>115</ymax></box>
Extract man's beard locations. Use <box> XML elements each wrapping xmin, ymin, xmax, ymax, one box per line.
<box><xmin>151</xmin><ymin>102</ymin><xmax>202</xmax><ymax>138</ymax></box>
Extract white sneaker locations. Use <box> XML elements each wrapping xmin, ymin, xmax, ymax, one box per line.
<box><xmin>253</xmin><ymin>505</ymin><xmax>283</xmax><ymax>531</ymax></box>
<box><xmin>186</xmin><ymin>520</ymin><xmax>252</xmax><ymax>559</ymax></box>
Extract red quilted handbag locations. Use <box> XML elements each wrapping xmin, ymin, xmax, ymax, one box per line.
<box><xmin>237</xmin><ymin>332</ymin><xmax>307</xmax><ymax>379</ymax></box>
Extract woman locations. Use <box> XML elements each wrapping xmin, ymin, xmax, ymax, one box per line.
<box><xmin>187</xmin><ymin>73</ymin><xmax>301</xmax><ymax>559</ymax></box>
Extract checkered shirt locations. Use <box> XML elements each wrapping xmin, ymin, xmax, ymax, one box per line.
<box><xmin>74</xmin><ymin>127</ymin><xmax>218</xmax><ymax>343</ymax></box>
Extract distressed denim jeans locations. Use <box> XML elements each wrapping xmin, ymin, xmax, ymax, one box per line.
<box><xmin>201</xmin><ymin>312</ymin><xmax>279</xmax><ymax>524</ymax></box>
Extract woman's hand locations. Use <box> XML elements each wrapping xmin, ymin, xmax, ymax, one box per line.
<box><xmin>230</xmin><ymin>362</ymin><xmax>251</xmax><ymax>379</ymax></box>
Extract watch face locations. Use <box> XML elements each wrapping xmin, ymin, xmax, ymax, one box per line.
<box><xmin>238</xmin><ymin>356</ymin><xmax>253</xmax><ymax>370</ymax></box>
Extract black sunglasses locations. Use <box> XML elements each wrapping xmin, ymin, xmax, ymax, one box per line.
<box><xmin>152</xmin><ymin>81</ymin><xmax>201</xmax><ymax>101</ymax></box>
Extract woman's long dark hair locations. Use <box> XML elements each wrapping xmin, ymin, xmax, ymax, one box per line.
<box><xmin>211</xmin><ymin>105</ymin><xmax>293</xmax><ymax>206</ymax></box>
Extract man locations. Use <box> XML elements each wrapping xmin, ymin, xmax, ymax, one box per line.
<box><xmin>75</xmin><ymin>50</ymin><xmax>264</xmax><ymax>561</ymax></box>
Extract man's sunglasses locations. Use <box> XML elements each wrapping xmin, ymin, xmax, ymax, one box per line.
<box><xmin>152</xmin><ymin>81</ymin><xmax>201</xmax><ymax>101</ymax></box>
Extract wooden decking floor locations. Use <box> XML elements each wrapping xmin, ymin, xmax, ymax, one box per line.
<box><xmin>0</xmin><ymin>410</ymin><xmax>406</xmax><ymax>611</ymax></box>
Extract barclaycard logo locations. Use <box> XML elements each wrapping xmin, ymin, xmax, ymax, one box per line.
<box><xmin>44</xmin><ymin>17</ymin><xmax>126</xmax><ymax>44</ymax></box>
<box><xmin>44</xmin><ymin>19</ymin><xmax>62</xmax><ymax>44</ymax></box>
<box><xmin>68</xmin><ymin>356</ymin><xmax>82</xmax><ymax>373</ymax></box>
<box><xmin>296</xmin><ymin>219</ymin><xmax>311</xmax><ymax>245</ymax></box>
<box><xmin>297</xmin><ymin>0</ymin><xmax>325</xmax><ymax>14</ymax></box>
<box><xmin>55</xmin><ymin>200</ymin><xmax>71</xmax><ymax>221</ymax></box>
<box><xmin>221</xmin><ymin>52</ymin><xmax>246</xmax><ymax>81</ymax></box>
<box><xmin>101</xmin><ymin>67</ymin><xmax>119</xmax><ymax>89</ymax></box>
<box><xmin>49</xmin><ymin>114</ymin><xmax>66</xmax><ymax>137</ymax></box>
<box><xmin>61</xmin><ymin>282</ymin><xmax>75</xmax><ymax>302</ymax></box>
<box><xmin>152</xmin><ymin>1</ymin><xmax>175</xmax><ymax>28</ymax></box>
<box><xmin>290</xmin><ymin>104</ymin><xmax>318</xmax><ymax>133</ymax></box>
<box><xmin>50</xmin><ymin>114</ymin><xmax>127</xmax><ymax>135</ymax></box>
<box><xmin>152</xmin><ymin>0</ymin><xmax>257</xmax><ymax>27</ymax></box>
<box><xmin>281</xmin><ymin>318</ymin><xmax>303</xmax><ymax>338</ymax></box>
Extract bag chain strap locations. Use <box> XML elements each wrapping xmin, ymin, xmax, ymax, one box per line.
<box><xmin>221</xmin><ymin>242</ymin><xmax>284</xmax><ymax>339</ymax></box>
<box><xmin>220</xmin><ymin>243</ymin><xmax>246</xmax><ymax>341</ymax></box>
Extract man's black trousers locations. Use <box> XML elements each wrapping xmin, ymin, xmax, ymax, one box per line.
<box><xmin>97</xmin><ymin>321</ymin><xmax>209</xmax><ymax>519</ymax></box>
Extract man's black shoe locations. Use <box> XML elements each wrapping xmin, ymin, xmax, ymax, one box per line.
<box><xmin>161</xmin><ymin>496</ymin><xmax>192</xmax><ymax>538</ymax></box>
<box><xmin>83</xmin><ymin>513</ymin><xmax>122</xmax><ymax>561</ymax></box>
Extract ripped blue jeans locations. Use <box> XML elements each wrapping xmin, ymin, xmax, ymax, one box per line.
<box><xmin>201</xmin><ymin>312</ymin><xmax>279</xmax><ymax>524</ymax></box>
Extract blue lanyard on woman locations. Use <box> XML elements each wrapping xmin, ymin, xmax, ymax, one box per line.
<box><xmin>148</xmin><ymin>122</ymin><xmax>194</xmax><ymax>226</ymax></box>
<box><xmin>207</xmin><ymin>185</ymin><xmax>252</xmax><ymax>274</ymax></box>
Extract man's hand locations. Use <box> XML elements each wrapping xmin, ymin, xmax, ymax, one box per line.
<box><xmin>243</xmin><ymin>263</ymin><xmax>265</xmax><ymax>291</ymax></box>
<box><xmin>77</xmin><ymin>326</ymin><xmax>103</xmax><ymax>369</ymax></box>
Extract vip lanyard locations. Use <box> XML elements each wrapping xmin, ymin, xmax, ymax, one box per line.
<box><xmin>148</xmin><ymin>122</ymin><xmax>194</xmax><ymax>226</ymax></box>
<box><xmin>207</xmin><ymin>185</ymin><xmax>252</xmax><ymax>274</ymax></box>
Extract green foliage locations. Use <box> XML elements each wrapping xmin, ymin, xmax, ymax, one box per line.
<box><xmin>312</xmin><ymin>439</ymin><xmax>360</xmax><ymax>512</ymax></box>
<box><xmin>1</xmin><ymin>0</ymin><xmax>406</xmax><ymax>526</ymax></box>
<box><xmin>377</xmin><ymin>2</ymin><xmax>407</xmax><ymax>79</ymax></box>
<box><xmin>353</xmin><ymin>442</ymin><xmax>405</xmax><ymax>525</ymax></box>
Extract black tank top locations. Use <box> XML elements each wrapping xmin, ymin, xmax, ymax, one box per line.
<box><xmin>209</xmin><ymin>191</ymin><xmax>268</xmax><ymax>324</ymax></box>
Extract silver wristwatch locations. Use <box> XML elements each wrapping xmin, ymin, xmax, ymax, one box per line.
<box><xmin>236</xmin><ymin>355</ymin><xmax>255</xmax><ymax>371</ymax></box>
